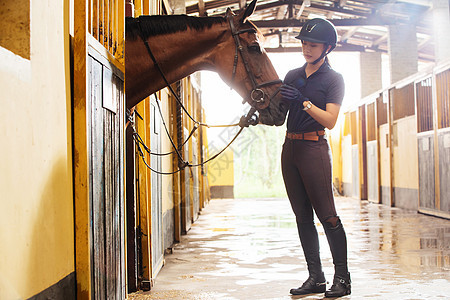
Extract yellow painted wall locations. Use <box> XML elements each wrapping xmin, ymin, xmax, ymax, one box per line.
<box><xmin>341</xmin><ymin>135</ymin><xmax>353</xmax><ymax>187</ymax></box>
<box><xmin>328</xmin><ymin>116</ymin><xmax>343</xmax><ymax>192</ymax></box>
<box><xmin>393</xmin><ymin>116</ymin><xmax>418</xmax><ymax>189</ymax></box>
<box><xmin>207</xmin><ymin>147</ymin><xmax>235</xmax><ymax>187</ymax></box>
<box><xmin>0</xmin><ymin>0</ymin><xmax>74</xmax><ymax>298</ymax></box>
<box><xmin>159</xmin><ymin>90</ymin><xmax>175</xmax><ymax>213</ymax></box>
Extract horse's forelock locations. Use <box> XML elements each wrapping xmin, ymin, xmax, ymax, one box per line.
<box><xmin>126</xmin><ymin>15</ymin><xmax>225</xmax><ymax>40</ymax></box>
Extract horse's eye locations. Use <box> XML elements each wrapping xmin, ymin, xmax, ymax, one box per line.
<box><xmin>248</xmin><ymin>44</ymin><xmax>262</xmax><ymax>54</ymax></box>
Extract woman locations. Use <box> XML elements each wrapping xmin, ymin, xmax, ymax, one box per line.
<box><xmin>279</xmin><ymin>18</ymin><xmax>350</xmax><ymax>297</ymax></box>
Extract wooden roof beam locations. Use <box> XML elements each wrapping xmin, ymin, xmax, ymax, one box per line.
<box><xmin>340</xmin><ymin>27</ymin><xmax>360</xmax><ymax>43</ymax></box>
<box><xmin>372</xmin><ymin>33</ymin><xmax>388</xmax><ymax>47</ymax></box>
<box><xmin>198</xmin><ymin>0</ymin><xmax>206</xmax><ymax>16</ymax></box>
<box><xmin>276</xmin><ymin>4</ymin><xmax>288</xmax><ymax>19</ymax></box>
<box><xmin>295</xmin><ymin>0</ymin><xmax>311</xmax><ymax>19</ymax></box>
<box><xmin>253</xmin><ymin>17</ymin><xmax>402</xmax><ymax>28</ymax></box>
<box><xmin>239</xmin><ymin>0</ymin><xmax>246</xmax><ymax>10</ymax></box>
<box><xmin>309</xmin><ymin>3</ymin><xmax>370</xmax><ymax>17</ymax></box>
<box><xmin>339</xmin><ymin>0</ymin><xmax>348</xmax><ymax>8</ymax></box>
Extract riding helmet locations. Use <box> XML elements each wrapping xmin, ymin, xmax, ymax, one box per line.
<box><xmin>295</xmin><ymin>18</ymin><xmax>337</xmax><ymax>51</ymax></box>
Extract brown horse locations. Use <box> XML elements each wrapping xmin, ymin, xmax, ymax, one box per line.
<box><xmin>125</xmin><ymin>0</ymin><xmax>288</xmax><ymax>126</ymax></box>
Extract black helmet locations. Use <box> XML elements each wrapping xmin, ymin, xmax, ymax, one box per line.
<box><xmin>295</xmin><ymin>18</ymin><xmax>337</xmax><ymax>52</ymax></box>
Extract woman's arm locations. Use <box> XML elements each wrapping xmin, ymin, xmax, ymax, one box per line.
<box><xmin>303</xmin><ymin>101</ymin><xmax>341</xmax><ymax>129</ymax></box>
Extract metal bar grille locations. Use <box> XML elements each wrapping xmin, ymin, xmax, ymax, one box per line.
<box><xmin>367</xmin><ymin>102</ymin><xmax>376</xmax><ymax>141</ymax></box>
<box><xmin>392</xmin><ymin>83</ymin><xmax>415</xmax><ymax>121</ymax></box>
<box><xmin>436</xmin><ymin>69</ymin><xmax>450</xmax><ymax>129</ymax></box>
<box><xmin>376</xmin><ymin>94</ymin><xmax>387</xmax><ymax>127</ymax></box>
<box><xmin>88</xmin><ymin>0</ymin><xmax>124</xmax><ymax>63</ymax></box>
<box><xmin>416</xmin><ymin>77</ymin><xmax>433</xmax><ymax>133</ymax></box>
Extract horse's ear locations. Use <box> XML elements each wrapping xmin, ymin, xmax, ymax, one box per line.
<box><xmin>239</xmin><ymin>0</ymin><xmax>257</xmax><ymax>23</ymax></box>
<box><xmin>226</xmin><ymin>7</ymin><xmax>235</xmax><ymax>17</ymax></box>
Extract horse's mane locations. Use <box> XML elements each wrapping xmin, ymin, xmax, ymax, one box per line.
<box><xmin>126</xmin><ymin>15</ymin><xmax>226</xmax><ymax>40</ymax></box>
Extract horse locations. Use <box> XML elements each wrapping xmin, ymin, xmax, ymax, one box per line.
<box><xmin>125</xmin><ymin>0</ymin><xmax>288</xmax><ymax>126</ymax></box>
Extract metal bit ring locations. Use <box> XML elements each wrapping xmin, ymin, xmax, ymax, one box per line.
<box><xmin>251</xmin><ymin>88</ymin><xmax>265</xmax><ymax>103</ymax></box>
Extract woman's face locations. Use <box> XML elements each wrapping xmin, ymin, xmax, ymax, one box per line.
<box><xmin>301</xmin><ymin>40</ymin><xmax>327</xmax><ymax>64</ymax></box>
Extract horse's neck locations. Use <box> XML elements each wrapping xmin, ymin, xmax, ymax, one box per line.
<box><xmin>126</xmin><ymin>23</ymin><xmax>228</xmax><ymax>108</ymax></box>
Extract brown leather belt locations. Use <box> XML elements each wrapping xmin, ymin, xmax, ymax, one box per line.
<box><xmin>286</xmin><ymin>130</ymin><xmax>325</xmax><ymax>141</ymax></box>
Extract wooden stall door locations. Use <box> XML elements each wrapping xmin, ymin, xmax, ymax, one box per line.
<box><xmin>366</xmin><ymin>102</ymin><xmax>379</xmax><ymax>204</ymax></box>
<box><xmin>436</xmin><ymin>69</ymin><xmax>450</xmax><ymax>214</ymax></box>
<box><xmin>350</xmin><ymin>111</ymin><xmax>360</xmax><ymax>198</ymax></box>
<box><xmin>359</xmin><ymin>106</ymin><xmax>368</xmax><ymax>200</ymax></box>
<box><xmin>416</xmin><ymin>77</ymin><xmax>436</xmax><ymax>211</ymax></box>
<box><xmin>88</xmin><ymin>53</ymin><xmax>125</xmax><ymax>300</ymax></box>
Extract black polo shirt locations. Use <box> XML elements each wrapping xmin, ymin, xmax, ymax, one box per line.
<box><xmin>283</xmin><ymin>62</ymin><xmax>345</xmax><ymax>133</ymax></box>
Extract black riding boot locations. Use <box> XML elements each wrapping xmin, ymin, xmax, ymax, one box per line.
<box><xmin>290</xmin><ymin>222</ymin><xmax>326</xmax><ymax>295</ymax></box>
<box><xmin>323</xmin><ymin>218</ymin><xmax>351</xmax><ymax>297</ymax></box>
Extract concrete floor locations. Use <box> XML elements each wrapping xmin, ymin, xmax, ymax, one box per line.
<box><xmin>129</xmin><ymin>197</ymin><xmax>450</xmax><ymax>300</ymax></box>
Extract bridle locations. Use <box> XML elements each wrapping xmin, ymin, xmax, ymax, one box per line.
<box><xmin>136</xmin><ymin>15</ymin><xmax>281</xmax><ymax>123</ymax></box>
<box><xmin>228</xmin><ymin>15</ymin><xmax>282</xmax><ymax>110</ymax></box>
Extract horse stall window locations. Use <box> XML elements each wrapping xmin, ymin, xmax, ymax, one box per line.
<box><xmin>436</xmin><ymin>69</ymin><xmax>450</xmax><ymax>129</ymax></box>
<box><xmin>391</xmin><ymin>83</ymin><xmax>415</xmax><ymax>121</ymax></box>
<box><xmin>416</xmin><ymin>77</ymin><xmax>433</xmax><ymax>133</ymax></box>
<box><xmin>0</xmin><ymin>0</ymin><xmax>30</xmax><ymax>59</ymax></box>
<box><xmin>350</xmin><ymin>111</ymin><xmax>357</xmax><ymax>145</ymax></box>
<box><xmin>88</xmin><ymin>0</ymin><xmax>124</xmax><ymax>62</ymax></box>
<box><xmin>367</xmin><ymin>102</ymin><xmax>376</xmax><ymax>141</ymax></box>
<box><xmin>376</xmin><ymin>94</ymin><xmax>388</xmax><ymax>127</ymax></box>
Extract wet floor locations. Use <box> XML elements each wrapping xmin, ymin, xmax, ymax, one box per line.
<box><xmin>129</xmin><ymin>197</ymin><xmax>450</xmax><ymax>299</ymax></box>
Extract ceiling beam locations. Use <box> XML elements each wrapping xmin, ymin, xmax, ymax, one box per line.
<box><xmin>276</xmin><ymin>4</ymin><xmax>288</xmax><ymax>19</ymax></box>
<box><xmin>340</xmin><ymin>27</ymin><xmax>360</xmax><ymax>43</ymax></box>
<box><xmin>187</xmin><ymin>0</ymin><xmax>372</xmax><ymax>18</ymax></box>
<box><xmin>308</xmin><ymin>3</ymin><xmax>370</xmax><ymax>17</ymax></box>
<box><xmin>253</xmin><ymin>16</ymin><xmax>402</xmax><ymax>28</ymax></box>
<box><xmin>265</xmin><ymin>45</ymin><xmax>433</xmax><ymax>62</ymax></box>
<box><xmin>239</xmin><ymin>0</ymin><xmax>246</xmax><ymax>10</ymax></box>
<box><xmin>339</xmin><ymin>0</ymin><xmax>348</xmax><ymax>7</ymax></box>
<box><xmin>265</xmin><ymin>43</ymin><xmax>375</xmax><ymax>53</ymax></box>
<box><xmin>198</xmin><ymin>0</ymin><xmax>206</xmax><ymax>16</ymax></box>
<box><xmin>186</xmin><ymin>0</ymin><xmax>239</xmax><ymax>14</ymax></box>
<box><xmin>295</xmin><ymin>0</ymin><xmax>310</xmax><ymax>19</ymax></box>
<box><xmin>372</xmin><ymin>33</ymin><xmax>388</xmax><ymax>47</ymax></box>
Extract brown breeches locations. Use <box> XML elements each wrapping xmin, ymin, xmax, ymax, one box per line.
<box><xmin>281</xmin><ymin>136</ymin><xmax>338</xmax><ymax>225</ymax></box>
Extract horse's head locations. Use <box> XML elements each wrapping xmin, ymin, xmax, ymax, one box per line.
<box><xmin>216</xmin><ymin>0</ymin><xmax>288</xmax><ymax>126</ymax></box>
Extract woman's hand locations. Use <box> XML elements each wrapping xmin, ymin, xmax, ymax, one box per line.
<box><xmin>280</xmin><ymin>84</ymin><xmax>309</xmax><ymax>102</ymax></box>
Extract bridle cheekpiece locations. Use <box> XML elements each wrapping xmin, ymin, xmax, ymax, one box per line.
<box><xmin>227</xmin><ymin>15</ymin><xmax>282</xmax><ymax>110</ymax></box>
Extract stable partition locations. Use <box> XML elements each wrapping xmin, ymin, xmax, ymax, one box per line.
<box><xmin>390</xmin><ymin>83</ymin><xmax>418</xmax><ymax>210</ymax></box>
<box><xmin>74</xmin><ymin>0</ymin><xmax>127</xmax><ymax>298</ymax></box>
<box><xmin>350</xmin><ymin>111</ymin><xmax>360</xmax><ymax>198</ymax></box>
<box><xmin>340</xmin><ymin>113</ymin><xmax>353</xmax><ymax>196</ymax></box>
<box><xmin>416</xmin><ymin>65</ymin><xmax>450</xmax><ymax>218</ymax></box>
<box><xmin>436</xmin><ymin>68</ymin><xmax>450</xmax><ymax>214</ymax></box>
<box><xmin>416</xmin><ymin>76</ymin><xmax>435</xmax><ymax>211</ymax></box>
<box><xmin>376</xmin><ymin>94</ymin><xmax>391</xmax><ymax>206</ymax></box>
